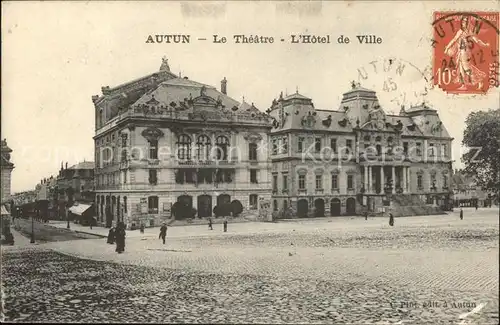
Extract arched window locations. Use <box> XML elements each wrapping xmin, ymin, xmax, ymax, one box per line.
<box><xmin>273</xmin><ymin>199</ymin><xmax>278</xmax><ymax>211</ymax></box>
<box><xmin>363</xmin><ymin>135</ymin><xmax>370</xmax><ymax>142</ymax></box>
<box><xmin>196</xmin><ymin>135</ymin><xmax>212</xmax><ymax>161</ymax></box>
<box><xmin>177</xmin><ymin>134</ymin><xmax>192</xmax><ymax>160</ymax></box>
<box><xmin>215</xmin><ymin>135</ymin><xmax>230</xmax><ymax>161</ymax></box>
<box><xmin>375</xmin><ymin>136</ymin><xmax>382</xmax><ymax>142</ymax></box>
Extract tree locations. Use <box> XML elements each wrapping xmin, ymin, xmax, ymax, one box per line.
<box><xmin>462</xmin><ymin>109</ymin><xmax>500</xmax><ymax>191</ymax></box>
<box><xmin>230</xmin><ymin>200</ymin><xmax>243</xmax><ymax>217</ymax></box>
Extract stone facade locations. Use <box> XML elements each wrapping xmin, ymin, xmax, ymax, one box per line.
<box><xmin>268</xmin><ymin>83</ymin><xmax>453</xmax><ymax>217</ymax></box>
<box><xmin>1</xmin><ymin>139</ymin><xmax>14</xmax><ymax>206</ymax></box>
<box><xmin>93</xmin><ymin>58</ymin><xmax>273</xmax><ymax>229</ymax></box>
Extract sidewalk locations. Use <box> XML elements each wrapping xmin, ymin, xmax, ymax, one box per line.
<box><xmin>1</xmin><ymin>227</ymin><xmax>38</xmax><ymax>251</ymax></box>
<box><xmin>47</xmin><ymin>221</ymin><xmax>157</xmax><ymax>239</ymax></box>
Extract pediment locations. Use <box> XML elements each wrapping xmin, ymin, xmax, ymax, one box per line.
<box><xmin>141</xmin><ymin>127</ymin><xmax>164</xmax><ymax>140</ymax></box>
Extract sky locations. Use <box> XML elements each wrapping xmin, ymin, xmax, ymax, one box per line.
<box><xmin>2</xmin><ymin>1</ymin><xmax>499</xmax><ymax>193</ymax></box>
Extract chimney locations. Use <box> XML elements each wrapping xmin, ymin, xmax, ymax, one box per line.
<box><xmin>221</xmin><ymin>77</ymin><xmax>227</xmax><ymax>95</ymax></box>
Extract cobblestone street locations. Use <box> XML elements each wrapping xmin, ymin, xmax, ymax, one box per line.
<box><xmin>2</xmin><ymin>210</ymin><xmax>499</xmax><ymax>324</ymax></box>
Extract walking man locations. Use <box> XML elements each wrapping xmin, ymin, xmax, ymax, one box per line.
<box><xmin>223</xmin><ymin>220</ymin><xmax>228</xmax><ymax>232</ymax></box>
<box><xmin>159</xmin><ymin>223</ymin><xmax>167</xmax><ymax>244</ymax></box>
<box><xmin>208</xmin><ymin>218</ymin><xmax>213</xmax><ymax>230</ymax></box>
<box><xmin>388</xmin><ymin>213</ymin><xmax>394</xmax><ymax>227</ymax></box>
<box><xmin>460</xmin><ymin>208</ymin><xmax>464</xmax><ymax>220</ymax></box>
<box><xmin>364</xmin><ymin>211</ymin><xmax>368</xmax><ymax>221</ymax></box>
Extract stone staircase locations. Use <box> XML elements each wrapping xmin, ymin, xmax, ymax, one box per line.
<box><xmin>388</xmin><ymin>194</ymin><xmax>446</xmax><ymax>217</ymax></box>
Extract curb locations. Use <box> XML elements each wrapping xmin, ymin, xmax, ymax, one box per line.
<box><xmin>74</xmin><ymin>230</ymin><xmax>107</xmax><ymax>238</ymax></box>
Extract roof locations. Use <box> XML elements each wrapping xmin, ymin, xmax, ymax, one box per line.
<box><xmin>405</xmin><ymin>103</ymin><xmax>437</xmax><ymax>113</ymax></box>
<box><xmin>69</xmin><ymin>161</ymin><xmax>95</xmax><ymax>170</ymax></box>
<box><xmin>69</xmin><ymin>203</ymin><xmax>92</xmax><ymax>216</ymax></box>
<box><xmin>133</xmin><ymin>77</ymin><xmax>241</xmax><ymax>112</ymax></box>
<box><xmin>283</xmin><ymin>92</ymin><xmax>311</xmax><ymax>101</ymax></box>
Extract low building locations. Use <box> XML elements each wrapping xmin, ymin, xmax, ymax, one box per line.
<box><xmin>54</xmin><ymin>161</ymin><xmax>96</xmax><ymax>220</ymax></box>
<box><xmin>451</xmin><ymin>169</ymin><xmax>491</xmax><ymax>208</ymax></box>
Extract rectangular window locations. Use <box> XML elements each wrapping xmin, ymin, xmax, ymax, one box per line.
<box><xmin>443</xmin><ymin>175</ymin><xmax>448</xmax><ymax>188</ymax></box>
<box><xmin>149</xmin><ymin>139</ymin><xmax>158</xmax><ymax>159</ymax></box>
<box><xmin>346</xmin><ymin>139</ymin><xmax>353</xmax><ymax>153</ymax></box>
<box><xmin>298</xmin><ymin>175</ymin><xmax>306</xmax><ymax>189</ymax></box>
<box><xmin>272</xmin><ymin>175</ymin><xmax>278</xmax><ymax>192</ymax></box>
<box><xmin>403</xmin><ymin>142</ymin><xmax>409</xmax><ymax>155</ymax></box>
<box><xmin>249</xmin><ymin>194</ymin><xmax>258</xmax><ymax>210</ymax></box>
<box><xmin>347</xmin><ymin>175</ymin><xmax>354</xmax><ymax>189</ymax></box>
<box><xmin>250</xmin><ymin>169</ymin><xmax>258</xmax><ymax>184</ymax></box>
<box><xmin>331</xmin><ymin>174</ymin><xmax>338</xmax><ymax>190</ymax></box>
<box><xmin>123</xmin><ymin>170</ymin><xmax>127</xmax><ymax>184</ymax></box>
<box><xmin>315</xmin><ymin>138</ymin><xmax>321</xmax><ymax>153</ymax></box>
<box><xmin>330</xmin><ymin>138</ymin><xmax>337</xmax><ymax>153</ymax></box>
<box><xmin>298</xmin><ymin>137</ymin><xmax>304</xmax><ymax>153</ymax></box>
<box><xmin>430</xmin><ymin>174</ymin><xmax>436</xmax><ymax>188</ymax></box>
<box><xmin>149</xmin><ymin>169</ymin><xmax>158</xmax><ymax>185</ymax></box>
<box><xmin>249</xmin><ymin>143</ymin><xmax>258</xmax><ymax>161</ymax></box>
<box><xmin>282</xmin><ymin>174</ymin><xmax>288</xmax><ymax>190</ymax></box>
<box><xmin>282</xmin><ymin>136</ymin><xmax>288</xmax><ymax>154</ymax></box>
<box><xmin>315</xmin><ymin>175</ymin><xmax>323</xmax><ymax>189</ymax></box>
<box><xmin>148</xmin><ymin>196</ymin><xmax>159</xmax><ymax>214</ymax></box>
<box><xmin>416</xmin><ymin>143</ymin><xmax>422</xmax><ymax>156</ymax></box>
<box><xmin>417</xmin><ymin>175</ymin><xmax>423</xmax><ymax>188</ymax></box>
<box><xmin>272</xmin><ymin>139</ymin><xmax>278</xmax><ymax>155</ymax></box>
<box><xmin>428</xmin><ymin>143</ymin><xmax>435</xmax><ymax>157</ymax></box>
<box><xmin>441</xmin><ymin>144</ymin><xmax>447</xmax><ymax>158</ymax></box>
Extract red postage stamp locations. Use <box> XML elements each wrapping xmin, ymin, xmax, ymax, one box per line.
<box><xmin>432</xmin><ymin>11</ymin><xmax>499</xmax><ymax>94</ymax></box>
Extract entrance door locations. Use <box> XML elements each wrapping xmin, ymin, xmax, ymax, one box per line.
<box><xmin>297</xmin><ymin>199</ymin><xmax>309</xmax><ymax>218</ymax></box>
<box><xmin>314</xmin><ymin>199</ymin><xmax>325</xmax><ymax>218</ymax></box>
<box><xmin>346</xmin><ymin>197</ymin><xmax>356</xmax><ymax>215</ymax></box>
<box><xmin>197</xmin><ymin>195</ymin><xmax>212</xmax><ymax>218</ymax></box>
<box><xmin>330</xmin><ymin>198</ymin><xmax>341</xmax><ymax>216</ymax></box>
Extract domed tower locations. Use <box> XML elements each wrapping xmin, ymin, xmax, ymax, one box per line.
<box><xmin>1</xmin><ymin>138</ymin><xmax>14</xmax><ymax>204</ymax></box>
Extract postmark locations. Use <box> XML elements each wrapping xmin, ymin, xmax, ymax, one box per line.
<box><xmin>354</xmin><ymin>57</ymin><xmax>433</xmax><ymax>114</ymax></box>
<box><xmin>432</xmin><ymin>11</ymin><xmax>499</xmax><ymax>95</ymax></box>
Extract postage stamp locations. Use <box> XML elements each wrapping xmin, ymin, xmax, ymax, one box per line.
<box><xmin>432</xmin><ymin>11</ymin><xmax>499</xmax><ymax>94</ymax></box>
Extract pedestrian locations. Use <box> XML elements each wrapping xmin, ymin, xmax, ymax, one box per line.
<box><xmin>140</xmin><ymin>223</ymin><xmax>145</xmax><ymax>234</ymax></box>
<box><xmin>475</xmin><ymin>203</ymin><xmax>478</xmax><ymax>211</ymax></box>
<box><xmin>388</xmin><ymin>213</ymin><xmax>394</xmax><ymax>227</ymax></box>
<box><xmin>107</xmin><ymin>226</ymin><xmax>116</xmax><ymax>244</ymax></box>
<box><xmin>208</xmin><ymin>218</ymin><xmax>213</xmax><ymax>230</ymax></box>
<box><xmin>115</xmin><ymin>222</ymin><xmax>126</xmax><ymax>253</ymax></box>
<box><xmin>460</xmin><ymin>208</ymin><xmax>463</xmax><ymax>220</ymax></box>
<box><xmin>159</xmin><ymin>223</ymin><xmax>167</xmax><ymax>244</ymax></box>
<box><xmin>90</xmin><ymin>217</ymin><xmax>94</xmax><ymax>230</ymax></box>
<box><xmin>223</xmin><ymin>220</ymin><xmax>228</xmax><ymax>232</ymax></box>
<box><xmin>364</xmin><ymin>211</ymin><xmax>368</xmax><ymax>221</ymax></box>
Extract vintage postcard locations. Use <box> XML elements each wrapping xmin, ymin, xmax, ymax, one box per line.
<box><xmin>1</xmin><ymin>1</ymin><xmax>499</xmax><ymax>324</ymax></box>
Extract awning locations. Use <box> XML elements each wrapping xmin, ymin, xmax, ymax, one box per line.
<box><xmin>68</xmin><ymin>203</ymin><xmax>92</xmax><ymax>216</ymax></box>
<box><xmin>1</xmin><ymin>205</ymin><xmax>9</xmax><ymax>216</ymax></box>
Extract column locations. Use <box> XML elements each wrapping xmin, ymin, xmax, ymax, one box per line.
<box><xmin>391</xmin><ymin>166</ymin><xmax>396</xmax><ymax>193</ymax></box>
<box><xmin>368</xmin><ymin>166</ymin><xmax>372</xmax><ymax>193</ymax></box>
<box><xmin>402</xmin><ymin>166</ymin><xmax>407</xmax><ymax>193</ymax></box>
<box><xmin>364</xmin><ymin>166</ymin><xmax>368</xmax><ymax>192</ymax></box>
<box><xmin>380</xmin><ymin>166</ymin><xmax>385</xmax><ymax>192</ymax></box>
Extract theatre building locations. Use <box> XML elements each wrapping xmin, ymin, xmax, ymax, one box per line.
<box><xmin>93</xmin><ymin>58</ymin><xmax>272</xmax><ymax>229</ymax></box>
<box><xmin>268</xmin><ymin>83</ymin><xmax>453</xmax><ymax>217</ymax></box>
